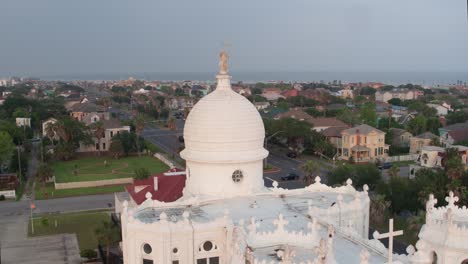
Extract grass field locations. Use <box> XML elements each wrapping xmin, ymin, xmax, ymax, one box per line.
<box><xmin>35</xmin><ymin>182</ymin><xmax>125</xmax><ymax>200</ymax></box>
<box><xmin>28</xmin><ymin>210</ymin><xmax>114</xmax><ymax>250</ymax></box>
<box><xmin>52</xmin><ymin>156</ymin><xmax>169</xmax><ymax>183</ymax></box>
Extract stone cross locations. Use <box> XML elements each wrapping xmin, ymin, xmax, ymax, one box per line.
<box><xmin>445</xmin><ymin>191</ymin><xmax>459</xmax><ymax>208</ymax></box>
<box><xmin>375</xmin><ymin>218</ymin><xmax>403</xmax><ymax>264</ymax></box>
<box><xmin>273</xmin><ymin>214</ymin><xmax>289</xmax><ymax>232</ymax></box>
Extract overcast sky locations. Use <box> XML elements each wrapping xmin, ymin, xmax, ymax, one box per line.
<box><xmin>0</xmin><ymin>0</ymin><xmax>467</xmax><ymax>77</ymax></box>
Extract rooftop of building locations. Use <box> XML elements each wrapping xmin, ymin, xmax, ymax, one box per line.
<box><xmin>342</xmin><ymin>124</ymin><xmax>384</xmax><ymax>135</ymax></box>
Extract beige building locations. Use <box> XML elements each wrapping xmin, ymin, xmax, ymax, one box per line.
<box><xmin>339</xmin><ymin>124</ymin><xmax>389</xmax><ymax>162</ymax></box>
<box><xmin>409</xmin><ymin>132</ymin><xmax>438</xmax><ymax>154</ymax></box>
<box><xmin>375</xmin><ymin>89</ymin><xmax>422</xmax><ymax>103</ymax></box>
<box><xmin>389</xmin><ymin>128</ymin><xmax>413</xmax><ymax>147</ymax></box>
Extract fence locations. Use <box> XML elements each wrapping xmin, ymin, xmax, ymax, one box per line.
<box><xmin>54</xmin><ymin>178</ymin><xmax>133</xmax><ymax>190</ymax></box>
<box><xmin>0</xmin><ymin>190</ymin><xmax>16</xmax><ymax>198</ymax></box>
<box><xmin>383</xmin><ymin>154</ymin><xmax>418</xmax><ymax>163</ymax></box>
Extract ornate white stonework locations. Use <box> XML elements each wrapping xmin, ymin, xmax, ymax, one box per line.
<box><xmin>180</xmin><ymin>50</ymin><xmax>268</xmax><ymax>197</ymax></box>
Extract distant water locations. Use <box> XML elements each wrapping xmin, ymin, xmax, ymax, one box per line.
<box><xmin>41</xmin><ymin>71</ymin><xmax>468</xmax><ymax>86</ymax></box>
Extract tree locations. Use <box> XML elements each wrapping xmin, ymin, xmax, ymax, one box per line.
<box><xmin>336</xmin><ymin>108</ymin><xmax>359</xmax><ymax>126</ymax></box>
<box><xmin>446</xmin><ymin>111</ymin><xmax>468</xmax><ymax>125</ymax></box>
<box><xmin>387</xmin><ymin>98</ymin><xmax>403</xmax><ymax>106</ymax></box>
<box><xmin>135</xmin><ymin>116</ymin><xmax>145</xmax><ymax>157</ymax></box>
<box><xmin>370</xmin><ymin>195</ymin><xmax>390</xmax><ymax>226</ymax></box>
<box><xmin>328</xmin><ymin>164</ymin><xmax>382</xmax><ymax>189</ymax></box>
<box><xmin>91</xmin><ymin>121</ymin><xmax>105</xmax><ymax>156</ymax></box>
<box><xmin>444</xmin><ymin>148</ymin><xmax>464</xmax><ymax>180</ymax></box>
<box><xmin>94</xmin><ymin>221</ymin><xmax>120</xmax><ymax>264</ymax></box>
<box><xmin>109</xmin><ymin>138</ymin><xmax>124</xmax><ymax>159</ymax></box>
<box><xmin>301</xmin><ymin>160</ymin><xmax>320</xmax><ymax>186</ymax></box>
<box><xmin>359</xmin><ymin>102</ymin><xmax>377</xmax><ymax>127</ymax></box>
<box><xmin>134</xmin><ymin>168</ymin><xmax>150</xmax><ymax>180</ymax></box>
<box><xmin>36</xmin><ymin>163</ymin><xmax>53</xmax><ymax>198</ymax></box>
<box><xmin>388</xmin><ymin>165</ymin><xmax>400</xmax><ymax>179</ymax></box>
<box><xmin>0</xmin><ymin>132</ymin><xmax>15</xmax><ymax>173</ymax></box>
<box><xmin>406</xmin><ymin>115</ymin><xmax>427</xmax><ymax>136</ymax></box>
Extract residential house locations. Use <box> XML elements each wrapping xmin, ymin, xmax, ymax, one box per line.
<box><xmin>340</xmin><ymin>86</ymin><xmax>354</xmax><ymax>99</ymax></box>
<box><xmin>439</xmin><ymin>121</ymin><xmax>468</xmax><ymax>147</ymax></box>
<box><xmin>69</xmin><ymin>101</ymin><xmax>130</xmax><ymax>153</ymax></box>
<box><xmin>299</xmin><ymin>88</ymin><xmax>330</xmax><ymax>103</ymax></box>
<box><xmin>281</xmin><ymin>89</ymin><xmax>299</xmax><ymax>98</ymax></box>
<box><xmin>389</xmin><ymin>128</ymin><xmax>413</xmax><ymax>148</ymax></box>
<box><xmin>232</xmin><ymin>86</ymin><xmax>251</xmax><ymax>96</ymax></box>
<box><xmin>418</xmin><ymin>146</ymin><xmax>445</xmax><ymax>168</ymax></box>
<box><xmin>339</xmin><ymin>124</ymin><xmax>389</xmax><ymax>162</ymax></box>
<box><xmin>276</xmin><ymin>109</ymin><xmax>348</xmax><ymax>132</ymax></box>
<box><xmin>427</xmin><ymin>103</ymin><xmax>452</xmax><ymax>116</ymax></box>
<box><xmin>390</xmin><ymin>105</ymin><xmax>408</xmax><ymax>120</ymax></box>
<box><xmin>15</xmin><ymin>117</ymin><xmax>31</xmax><ymax>128</ymax></box>
<box><xmin>253</xmin><ymin>101</ymin><xmax>270</xmax><ymax>111</ymax></box>
<box><xmin>69</xmin><ymin>101</ymin><xmax>108</xmax><ymax>122</ymax></box>
<box><xmin>77</xmin><ymin>118</ymin><xmax>130</xmax><ymax>152</ymax></box>
<box><xmin>322</xmin><ymin>126</ymin><xmax>349</xmax><ymax>156</ymax></box>
<box><xmin>409</xmin><ymin>132</ymin><xmax>439</xmax><ymax>154</ymax></box>
<box><xmin>168</xmin><ymin>97</ymin><xmax>195</xmax><ymax>110</ymax></box>
<box><xmin>262</xmin><ymin>88</ymin><xmax>284</xmax><ymax>101</ymax></box>
<box><xmin>375</xmin><ymin>89</ymin><xmax>422</xmax><ymax>103</ymax></box>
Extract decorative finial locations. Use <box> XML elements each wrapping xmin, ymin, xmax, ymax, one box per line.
<box><xmin>219</xmin><ymin>49</ymin><xmax>229</xmax><ymax>74</ymax></box>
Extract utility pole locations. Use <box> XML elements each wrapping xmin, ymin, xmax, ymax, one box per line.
<box><xmin>17</xmin><ymin>146</ymin><xmax>22</xmax><ymax>185</ymax></box>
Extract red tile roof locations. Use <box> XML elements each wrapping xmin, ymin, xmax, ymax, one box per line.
<box><xmin>281</xmin><ymin>89</ymin><xmax>299</xmax><ymax>98</ymax></box>
<box><xmin>125</xmin><ymin>168</ymin><xmax>186</xmax><ymax>205</ymax></box>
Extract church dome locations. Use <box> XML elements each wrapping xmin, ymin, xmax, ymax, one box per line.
<box><xmin>180</xmin><ymin>64</ymin><xmax>267</xmax><ymax>164</ymax></box>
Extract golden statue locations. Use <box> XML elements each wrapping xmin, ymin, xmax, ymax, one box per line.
<box><xmin>219</xmin><ymin>50</ymin><xmax>229</xmax><ymax>74</ymax></box>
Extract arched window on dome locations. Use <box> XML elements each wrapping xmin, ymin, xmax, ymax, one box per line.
<box><xmin>232</xmin><ymin>170</ymin><xmax>243</xmax><ymax>183</ymax></box>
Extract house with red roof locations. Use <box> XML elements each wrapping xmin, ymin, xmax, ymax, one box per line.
<box><xmin>281</xmin><ymin>89</ymin><xmax>299</xmax><ymax>98</ymax></box>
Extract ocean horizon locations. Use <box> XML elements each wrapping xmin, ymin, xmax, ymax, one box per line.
<box><xmin>36</xmin><ymin>71</ymin><xmax>468</xmax><ymax>86</ymax></box>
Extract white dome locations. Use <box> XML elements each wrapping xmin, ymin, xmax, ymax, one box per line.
<box><xmin>180</xmin><ymin>75</ymin><xmax>268</xmax><ymax>163</ymax></box>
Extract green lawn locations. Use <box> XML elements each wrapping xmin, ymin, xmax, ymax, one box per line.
<box><xmin>52</xmin><ymin>156</ymin><xmax>169</xmax><ymax>183</ymax></box>
<box><xmin>28</xmin><ymin>210</ymin><xmax>114</xmax><ymax>250</ymax></box>
<box><xmin>35</xmin><ymin>182</ymin><xmax>124</xmax><ymax>200</ymax></box>
<box><xmin>390</xmin><ymin>160</ymin><xmax>416</xmax><ymax>167</ymax></box>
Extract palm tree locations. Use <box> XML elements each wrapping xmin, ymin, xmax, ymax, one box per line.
<box><xmin>44</xmin><ymin>122</ymin><xmax>56</xmax><ymax>143</ymax></box>
<box><xmin>407</xmin><ymin>210</ymin><xmax>426</xmax><ymax>234</ymax></box>
<box><xmin>36</xmin><ymin>163</ymin><xmax>53</xmax><ymax>198</ymax></box>
<box><xmin>91</xmin><ymin>121</ymin><xmax>105</xmax><ymax>156</ymax></box>
<box><xmin>167</xmin><ymin>116</ymin><xmax>176</xmax><ymax>131</ymax></box>
<box><xmin>370</xmin><ymin>194</ymin><xmax>390</xmax><ymax>226</ymax></box>
<box><xmin>94</xmin><ymin>221</ymin><xmax>120</xmax><ymax>264</ymax></box>
<box><xmin>388</xmin><ymin>165</ymin><xmax>400</xmax><ymax>179</ymax></box>
<box><xmin>301</xmin><ymin>160</ymin><xmax>319</xmax><ymax>186</ymax></box>
<box><xmin>135</xmin><ymin>116</ymin><xmax>145</xmax><ymax>157</ymax></box>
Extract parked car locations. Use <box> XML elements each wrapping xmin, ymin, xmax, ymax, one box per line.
<box><xmin>378</xmin><ymin>162</ymin><xmax>392</xmax><ymax>170</ymax></box>
<box><xmin>286</xmin><ymin>152</ymin><xmax>297</xmax><ymax>158</ymax></box>
<box><xmin>281</xmin><ymin>173</ymin><xmax>300</xmax><ymax>181</ymax></box>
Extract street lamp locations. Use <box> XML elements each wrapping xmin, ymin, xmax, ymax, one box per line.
<box><xmin>264</xmin><ymin>130</ymin><xmax>284</xmax><ymax>169</ymax></box>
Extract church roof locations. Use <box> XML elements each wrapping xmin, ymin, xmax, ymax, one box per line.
<box><xmin>125</xmin><ymin>169</ymin><xmax>186</xmax><ymax>205</ymax></box>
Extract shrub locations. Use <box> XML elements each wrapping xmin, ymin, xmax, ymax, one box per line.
<box><xmin>0</xmin><ymin>195</ymin><xmax>5</xmax><ymax>201</ymax></box>
<box><xmin>80</xmin><ymin>249</ymin><xmax>97</xmax><ymax>259</ymax></box>
<box><xmin>134</xmin><ymin>168</ymin><xmax>150</xmax><ymax>180</ymax></box>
